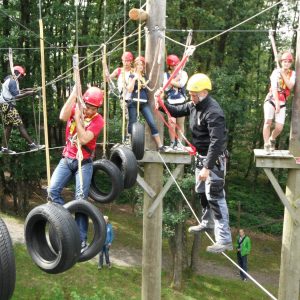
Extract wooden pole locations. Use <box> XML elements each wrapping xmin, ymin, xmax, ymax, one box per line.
<box><xmin>142</xmin><ymin>1</ymin><xmax>165</xmax><ymax>299</ymax></box>
<box><xmin>278</xmin><ymin>15</ymin><xmax>300</xmax><ymax>300</ymax></box>
<box><xmin>39</xmin><ymin>18</ymin><xmax>51</xmax><ymax>187</ymax></box>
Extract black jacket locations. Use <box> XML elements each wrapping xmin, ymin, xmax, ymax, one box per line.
<box><xmin>164</xmin><ymin>95</ymin><xmax>227</xmax><ymax>169</ymax></box>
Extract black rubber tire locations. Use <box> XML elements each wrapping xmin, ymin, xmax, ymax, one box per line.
<box><xmin>25</xmin><ymin>202</ymin><xmax>81</xmax><ymax>274</ymax></box>
<box><xmin>89</xmin><ymin>159</ymin><xmax>124</xmax><ymax>203</ymax></box>
<box><xmin>131</xmin><ymin>122</ymin><xmax>145</xmax><ymax>160</ymax></box>
<box><xmin>64</xmin><ymin>200</ymin><xmax>107</xmax><ymax>262</ymax></box>
<box><xmin>110</xmin><ymin>146</ymin><xmax>138</xmax><ymax>189</ymax></box>
<box><xmin>0</xmin><ymin>218</ymin><xmax>16</xmax><ymax>300</ymax></box>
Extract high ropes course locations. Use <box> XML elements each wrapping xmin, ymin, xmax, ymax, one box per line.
<box><xmin>0</xmin><ymin>0</ymin><xmax>296</xmax><ymax>299</ymax></box>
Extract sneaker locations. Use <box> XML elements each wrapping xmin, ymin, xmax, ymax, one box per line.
<box><xmin>243</xmin><ymin>278</ymin><xmax>247</xmax><ymax>282</ymax></box>
<box><xmin>108</xmin><ymin>263</ymin><xmax>112</xmax><ymax>269</ymax></box>
<box><xmin>157</xmin><ymin>145</ymin><xmax>168</xmax><ymax>152</ymax></box>
<box><xmin>264</xmin><ymin>143</ymin><xmax>271</xmax><ymax>155</ymax></box>
<box><xmin>188</xmin><ymin>223</ymin><xmax>214</xmax><ymax>233</ymax></box>
<box><xmin>29</xmin><ymin>143</ymin><xmax>45</xmax><ymax>151</ymax></box>
<box><xmin>80</xmin><ymin>241</ymin><xmax>88</xmax><ymax>253</ymax></box>
<box><xmin>124</xmin><ymin>136</ymin><xmax>131</xmax><ymax>146</ymax></box>
<box><xmin>269</xmin><ymin>138</ymin><xmax>276</xmax><ymax>152</ymax></box>
<box><xmin>1</xmin><ymin>147</ymin><xmax>16</xmax><ymax>154</ymax></box>
<box><xmin>206</xmin><ymin>242</ymin><xmax>233</xmax><ymax>253</ymax></box>
<box><xmin>98</xmin><ymin>265</ymin><xmax>102</xmax><ymax>270</ymax></box>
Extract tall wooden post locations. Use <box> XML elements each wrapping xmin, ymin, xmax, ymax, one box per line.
<box><xmin>278</xmin><ymin>16</ymin><xmax>300</xmax><ymax>300</ymax></box>
<box><xmin>142</xmin><ymin>1</ymin><xmax>166</xmax><ymax>299</ymax></box>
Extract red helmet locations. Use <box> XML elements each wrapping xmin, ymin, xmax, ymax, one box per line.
<box><xmin>134</xmin><ymin>56</ymin><xmax>145</xmax><ymax>64</ymax></box>
<box><xmin>13</xmin><ymin>65</ymin><xmax>26</xmax><ymax>76</ymax></box>
<box><xmin>166</xmin><ymin>54</ymin><xmax>180</xmax><ymax>66</ymax></box>
<box><xmin>83</xmin><ymin>87</ymin><xmax>103</xmax><ymax>107</ymax></box>
<box><xmin>121</xmin><ymin>51</ymin><xmax>134</xmax><ymax>61</ymax></box>
<box><xmin>281</xmin><ymin>51</ymin><xmax>293</xmax><ymax>62</ymax></box>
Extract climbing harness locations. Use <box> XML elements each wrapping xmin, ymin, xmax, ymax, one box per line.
<box><xmin>155</xmin><ymin>46</ymin><xmax>197</xmax><ymax>155</ymax></box>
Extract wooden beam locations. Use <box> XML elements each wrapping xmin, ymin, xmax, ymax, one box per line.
<box><xmin>278</xmin><ymin>12</ymin><xmax>300</xmax><ymax>299</ymax></box>
<box><xmin>139</xmin><ymin>150</ymin><xmax>192</xmax><ymax>164</ymax></box>
<box><xmin>147</xmin><ymin>165</ymin><xmax>184</xmax><ymax>218</ymax></box>
<box><xmin>136</xmin><ymin>174</ymin><xmax>156</xmax><ymax>199</ymax></box>
<box><xmin>263</xmin><ymin>168</ymin><xmax>299</xmax><ymax>224</ymax></box>
<box><xmin>254</xmin><ymin>149</ymin><xmax>300</xmax><ymax>169</ymax></box>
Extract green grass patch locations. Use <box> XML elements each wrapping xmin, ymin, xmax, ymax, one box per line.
<box><xmin>13</xmin><ymin>244</ymin><xmax>276</xmax><ymax>300</ymax></box>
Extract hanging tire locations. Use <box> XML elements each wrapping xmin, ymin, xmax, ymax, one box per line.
<box><xmin>25</xmin><ymin>202</ymin><xmax>81</xmax><ymax>274</ymax></box>
<box><xmin>89</xmin><ymin>159</ymin><xmax>124</xmax><ymax>203</ymax></box>
<box><xmin>131</xmin><ymin>121</ymin><xmax>145</xmax><ymax>160</ymax></box>
<box><xmin>110</xmin><ymin>145</ymin><xmax>138</xmax><ymax>189</ymax></box>
<box><xmin>0</xmin><ymin>218</ymin><xmax>16</xmax><ymax>300</ymax></box>
<box><xmin>64</xmin><ymin>200</ymin><xmax>107</xmax><ymax>262</ymax></box>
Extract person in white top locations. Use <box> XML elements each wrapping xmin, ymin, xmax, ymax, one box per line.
<box><xmin>163</xmin><ymin>54</ymin><xmax>188</xmax><ymax>150</ymax></box>
<box><xmin>263</xmin><ymin>51</ymin><xmax>296</xmax><ymax>154</ymax></box>
<box><xmin>104</xmin><ymin>52</ymin><xmax>134</xmax><ymax>141</ymax></box>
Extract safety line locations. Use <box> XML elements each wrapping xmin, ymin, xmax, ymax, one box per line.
<box><xmin>166</xmin><ymin>29</ymin><xmax>296</xmax><ymax>33</ymax></box>
<box><xmin>194</xmin><ymin>0</ymin><xmax>284</xmax><ymax>48</ymax></box>
<box><xmin>157</xmin><ymin>152</ymin><xmax>277</xmax><ymax>300</ymax></box>
<box><xmin>0</xmin><ymin>7</ymin><xmax>69</xmax><ymax>56</ymax></box>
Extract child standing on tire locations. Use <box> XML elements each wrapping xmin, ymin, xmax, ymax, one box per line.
<box><xmin>48</xmin><ymin>86</ymin><xmax>104</xmax><ymax>253</ymax></box>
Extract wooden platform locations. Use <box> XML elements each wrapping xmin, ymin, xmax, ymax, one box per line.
<box><xmin>138</xmin><ymin>149</ymin><xmax>192</xmax><ymax>164</ymax></box>
<box><xmin>254</xmin><ymin>149</ymin><xmax>300</xmax><ymax>169</ymax></box>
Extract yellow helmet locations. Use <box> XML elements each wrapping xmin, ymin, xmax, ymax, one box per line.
<box><xmin>186</xmin><ymin>73</ymin><xmax>212</xmax><ymax>92</ymax></box>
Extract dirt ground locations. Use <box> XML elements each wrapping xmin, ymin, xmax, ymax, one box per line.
<box><xmin>2</xmin><ymin>214</ymin><xmax>279</xmax><ymax>290</ymax></box>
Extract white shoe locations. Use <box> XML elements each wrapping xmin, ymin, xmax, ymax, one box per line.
<box><xmin>268</xmin><ymin>138</ymin><xmax>276</xmax><ymax>152</ymax></box>
<box><xmin>188</xmin><ymin>223</ymin><xmax>214</xmax><ymax>233</ymax></box>
<box><xmin>264</xmin><ymin>143</ymin><xmax>271</xmax><ymax>155</ymax></box>
<box><xmin>206</xmin><ymin>242</ymin><xmax>233</xmax><ymax>253</ymax></box>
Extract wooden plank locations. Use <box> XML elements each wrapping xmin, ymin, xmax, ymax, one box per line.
<box><xmin>263</xmin><ymin>168</ymin><xmax>299</xmax><ymax>224</ymax></box>
<box><xmin>147</xmin><ymin>165</ymin><xmax>184</xmax><ymax>218</ymax></box>
<box><xmin>136</xmin><ymin>174</ymin><xmax>156</xmax><ymax>199</ymax></box>
<box><xmin>139</xmin><ymin>150</ymin><xmax>192</xmax><ymax>164</ymax></box>
<box><xmin>254</xmin><ymin>149</ymin><xmax>300</xmax><ymax>169</ymax></box>
<box><xmin>254</xmin><ymin>149</ymin><xmax>293</xmax><ymax>158</ymax></box>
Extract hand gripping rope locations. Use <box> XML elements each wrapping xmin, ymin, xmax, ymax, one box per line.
<box><xmin>155</xmin><ymin>46</ymin><xmax>196</xmax><ymax>156</ymax></box>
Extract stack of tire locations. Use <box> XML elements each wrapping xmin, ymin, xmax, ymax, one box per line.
<box><xmin>24</xmin><ymin>200</ymin><xmax>107</xmax><ymax>274</ymax></box>
<box><xmin>89</xmin><ymin>145</ymin><xmax>138</xmax><ymax>203</ymax></box>
<box><xmin>25</xmin><ymin>145</ymin><xmax>138</xmax><ymax>275</ymax></box>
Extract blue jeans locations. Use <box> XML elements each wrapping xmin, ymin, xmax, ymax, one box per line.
<box><xmin>127</xmin><ymin>101</ymin><xmax>159</xmax><ymax>136</ymax></box>
<box><xmin>99</xmin><ymin>244</ymin><xmax>110</xmax><ymax>266</ymax></box>
<box><xmin>48</xmin><ymin>157</ymin><xmax>93</xmax><ymax>242</ymax></box>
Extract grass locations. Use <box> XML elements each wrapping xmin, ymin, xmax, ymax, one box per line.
<box><xmin>12</xmin><ymin>244</ymin><xmax>276</xmax><ymax>300</ymax></box>
<box><xmin>2</xmin><ymin>203</ymin><xmax>281</xmax><ymax>299</ymax></box>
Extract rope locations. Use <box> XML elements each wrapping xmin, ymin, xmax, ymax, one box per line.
<box><xmin>194</xmin><ymin>0</ymin><xmax>284</xmax><ymax>48</ymax></box>
<box><xmin>73</xmin><ymin>53</ymin><xmax>85</xmax><ymax>199</ymax></box>
<box><xmin>102</xmin><ymin>45</ymin><xmax>108</xmax><ymax>158</ymax></box>
<box><xmin>157</xmin><ymin>152</ymin><xmax>277</xmax><ymax>300</ymax></box>
<box><xmin>155</xmin><ymin>47</ymin><xmax>197</xmax><ymax>155</ymax></box>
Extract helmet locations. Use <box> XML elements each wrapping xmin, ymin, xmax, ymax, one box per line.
<box><xmin>13</xmin><ymin>65</ymin><xmax>26</xmax><ymax>76</ymax></box>
<box><xmin>83</xmin><ymin>87</ymin><xmax>103</xmax><ymax>107</ymax></box>
<box><xmin>122</xmin><ymin>51</ymin><xmax>134</xmax><ymax>61</ymax></box>
<box><xmin>281</xmin><ymin>51</ymin><xmax>293</xmax><ymax>61</ymax></box>
<box><xmin>134</xmin><ymin>56</ymin><xmax>145</xmax><ymax>64</ymax></box>
<box><xmin>186</xmin><ymin>73</ymin><xmax>212</xmax><ymax>92</ymax></box>
<box><xmin>166</xmin><ymin>54</ymin><xmax>180</xmax><ymax>66</ymax></box>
